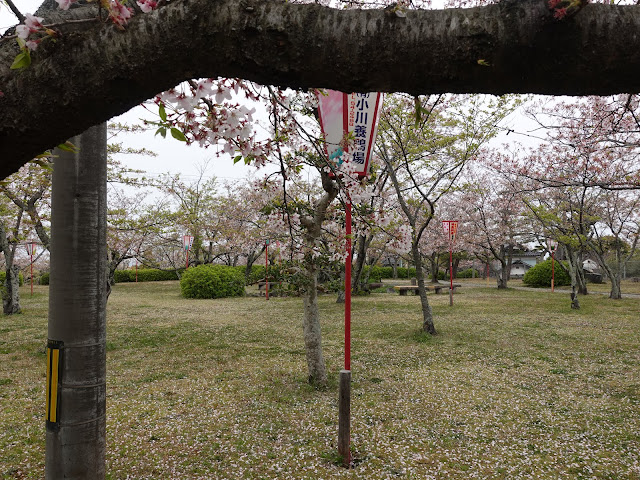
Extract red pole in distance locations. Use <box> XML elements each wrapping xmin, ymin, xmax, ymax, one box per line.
<box><xmin>265</xmin><ymin>240</ymin><xmax>269</xmax><ymax>301</ymax></box>
<box><xmin>449</xmin><ymin>243</ymin><xmax>454</xmax><ymax>306</ymax></box>
<box><xmin>345</xmin><ymin>202</ymin><xmax>352</xmax><ymax>371</ymax></box>
<box><xmin>30</xmin><ymin>252</ymin><xmax>34</xmax><ymax>296</ymax></box>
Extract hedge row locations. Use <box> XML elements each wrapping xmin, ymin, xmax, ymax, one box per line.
<box><xmin>114</xmin><ymin>268</ymin><xmax>181</xmax><ymax>283</ymax></box>
<box><xmin>362</xmin><ymin>266</ymin><xmax>417</xmax><ymax>282</ymax></box>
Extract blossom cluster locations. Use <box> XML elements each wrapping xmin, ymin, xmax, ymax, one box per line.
<box><xmin>15</xmin><ymin>13</ymin><xmax>45</xmax><ymax>51</ymax></box>
<box><xmin>153</xmin><ymin>79</ymin><xmax>270</xmax><ymax>164</ymax></box>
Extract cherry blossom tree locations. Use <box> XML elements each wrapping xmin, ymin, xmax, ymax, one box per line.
<box><xmin>506</xmin><ymin>95</ymin><xmax>640</xmax><ymax>302</ymax></box>
<box><xmin>0</xmin><ymin>159</ymin><xmax>53</xmax><ymax>314</ymax></box>
<box><xmin>459</xmin><ymin>169</ymin><xmax>530</xmax><ymax>289</ymax></box>
<box><xmin>378</xmin><ymin>94</ymin><xmax>517</xmax><ymax>333</ymax></box>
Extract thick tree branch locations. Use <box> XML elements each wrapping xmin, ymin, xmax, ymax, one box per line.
<box><xmin>4</xmin><ymin>0</ymin><xmax>25</xmax><ymax>23</ymax></box>
<box><xmin>1</xmin><ymin>0</ymin><xmax>640</xmax><ymax>178</ymax></box>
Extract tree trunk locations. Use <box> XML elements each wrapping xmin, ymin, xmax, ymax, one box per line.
<box><xmin>452</xmin><ymin>257</ymin><xmax>461</xmax><ymax>279</ymax></box>
<box><xmin>601</xmin><ymin>263</ymin><xmax>622</xmax><ymax>299</ymax></box>
<box><xmin>570</xmin><ymin>286</ymin><xmax>581</xmax><ymax>309</ymax></box>
<box><xmin>351</xmin><ymin>233</ymin><xmax>372</xmax><ymax>294</ymax></box>
<box><xmin>297</xmin><ymin>171</ymin><xmax>337</xmax><ymax>388</ymax></box>
<box><xmin>244</xmin><ymin>247</ymin><xmax>265</xmax><ymax>285</ymax></box>
<box><xmin>46</xmin><ymin>123</ymin><xmax>107</xmax><ymax>479</ymax></box>
<box><xmin>609</xmin><ymin>275</ymin><xmax>622</xmax><ymax>299</ymax></box>
<box><xmin>3</xmin><ymin>265</ymin><xmax>21</xmax><ymax>315</ymax></box>
<box><xmin>496</xmin><ymin>244</ymin><xmax>512</xmax><ymax>289</ymax></box>
<box><xmin>565</xmin><ymin>247</ymin><xmax>581</xmax><ymax>310</ymax></box>
<box><xmin>302</xmin><ymin>261</ymin><xmax>328</xmax><ymax>388</ymax></box>
<box><xmin>0</xmin><ymin>222</ymin><xmax>20</xmax><ymax>315</ymax></box>
<box><xmin>412</xmin><ymin>243</ymin><xmax>436</xmax><ymax>335</ymax></box>
<box><xmin>392</xmin><ymin>257</ymin><xmax>398</xmax><ymax>279</ymax></box>
<box><xmin>429</xmin><ymin>252</ymin><xmax>440</xmax><ymax>284</ymax></box>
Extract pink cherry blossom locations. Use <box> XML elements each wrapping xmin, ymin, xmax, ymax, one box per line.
<box><xmin>25</xmin><ymin>40</ymin><xmax>41</xmax><ymax>51</ymax></box>
<box><xmin>16</xmin><ymin>13</ymin><xmax>44</xmax><ymax>39</ymax></box>
<box><xmin>55</xmin><ymin>0</ymin><xmax>75</xmax><ymax>10</ymax></box>
<box><xmin>137</xmin><ymin>0</ymin><xmax>158</xmax><ymax>13</ymax></box>
<box><xmin>110</xmin><ymin>0</ymin><xmax>133</xmax><ymax>27</ymax></box>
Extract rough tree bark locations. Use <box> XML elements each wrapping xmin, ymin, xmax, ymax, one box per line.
<box><xmin>429</xmin><ymin>252</ymin><xmax>441</xmax><ymax>284</ymax></box>
<box><xmin>46</xmin><ymin>123</ymin><xmax>107</xmax><ymax>479</ymax></box>
<box><xmin>298</xmin><ymin>171</ymin><xmax>338</xmax><ymax>388</ymax></box>
<box><xmin>0</xmin><ymin>216</ymin><xmax>22</xmax><ymax>315</ymax></box>
<box><xmin>411</xmin><ymin>240</ymin><xmax>437</xmax><ymax>335</ymax></box>
<box><xmin>2</xmin><ymin>0</ymin><xmax>640</xmax><ymax>177</ymax></box>
<box><xmin>563</xmin><ymin>245</ymin><xmax>582</xmax><ymax>310</ymax></box>
<box><xmin>496</xmin><ymin>244</ymin><xmax>513</xmax><ymax>289</ymax></box>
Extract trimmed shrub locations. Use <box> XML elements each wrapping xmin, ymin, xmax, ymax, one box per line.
<box><xmin>114</xmin><ymin>268</ymin><xmax>181</xmax><ymax>283</ymax></box>
<box><xmin>457</xmin><ymin>268</ymin><xmax>480</xmax><ymax>279</ymax></box>
<box><xmin>180</xmin><ymin>265</ymin><xmax>245</xmax><ymax>299</ymax></box>
<box><xmin>0</xmin><ymin>271</ymin><xmax>24</xmax><ymax>286</ymax></box>
<box><xmin>522</xmin><ymin>259</ymin><xmax>571</xmax><ymax>288</ymax></box>
<box><xmin>40</xmin><ymin>272</ymin><xmax>50</xmax><ymax>285</ymax></box>
<box><xmin>238</xmin><ymin>264</ymin><xmax>285</xmax><ymax>285</ymax></box>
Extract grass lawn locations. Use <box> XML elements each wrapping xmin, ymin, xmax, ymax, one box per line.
<box><xmin>1</xmin><ymin>282</ymin><xmax>639</xmax><ymax>479</ymax></box>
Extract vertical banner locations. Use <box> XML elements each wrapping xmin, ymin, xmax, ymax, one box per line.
<box><xmin>317</xmin><ymin>90</ymin><xmax>383</xmax><ymax>178</ymax></box>
<box><xmin>547</xmin><ymin>239</ymin><xmax>558</xmax><ymax>292</ymax></box>
<box><xmin>317</xmin><ymin>89</ymin><xmax>384</xmax><ymax>468</ymax></box>
<box><xmin>183</xmin><ymin>235</ymin><xmax>194</xmax><ymax>269</ymax></box>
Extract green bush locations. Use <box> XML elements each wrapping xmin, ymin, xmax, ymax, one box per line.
<box><xmin>238</xmin><ymin>264</ymin><xmax>285</xmax><ymax>285</ymax></box>
<box><xmin>180</xmin><ymin>265</ymin><xmax>245</xmax><ymax>299</ymax></box>
<box><xmin>0</xmin><ymin>271</ymin><xmax>24</xmax><ymax>286</ymax></box>
<box><xmin>114</xmin><ymin>268</ymin><xmax>181</xmax><ymax>283</ymax></box>
<box><xmin>40</xmin><ymin>272</ymin><xmax>49</xmax><ymax>285</ymax></box>
<box><xmin>364</xmin><ymin>266</ymin><xmax>416</xmax><ymax>280</ymax></box>
<box><xmin>522</xmin><ymin>259</ymin><xmax>571</xmax><ymax>288</ymax></box>
<box><xmin>457</xmin><ymin>268</ymin><xmax>480</xmax><ymax>279</ymax></box>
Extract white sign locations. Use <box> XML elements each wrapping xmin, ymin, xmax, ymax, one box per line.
<box><xmin>442</xmin><ymin>220</ymin><xmax>459</xmax><ymax>242</ymax></box>
<box><xmin>317</xmin><ymin>90</ymin><xmax>384</xmax><ymax>178</ymax></box>
<box><xmin>182</xmin><ymin>235</ymin><xmax>194</xmax><ymax>252</ymax></box>
<box><xmin>25</xmin><ymin>242</ymin><xmax>36</xmax><ymax>256</ymax></box>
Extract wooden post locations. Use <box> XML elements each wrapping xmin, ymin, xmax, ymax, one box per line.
<box><xmin>338</xmin><ymin>369</ymin><xmax>351</xmax><ymax>467</ymax></box>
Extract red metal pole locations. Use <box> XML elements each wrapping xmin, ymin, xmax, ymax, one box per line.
<box><xmin>449</xmin><ymin>244</ymin><xmax>454</xmax><ymax>306</ymax></box>
<box><xmin>551</xmin><ymin>251</ymin><xmax>555</xmax><ymax>292</ymax></box>
<box><xmin>30</xmin><ymin>253</ymin><xmax>33</xmax><ymax>296</ymax></box>
<box><xmin>265</xmin><ymin>241</ymin><xmax>269</xmax><ymax>301</ymax></box>
<box><xmin>345</xmin><ymin>202</ymin><xmax>352</xmax><ymax>371</ymax></box>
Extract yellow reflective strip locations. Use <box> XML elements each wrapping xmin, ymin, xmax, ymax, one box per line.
<box><xmin>46</xmin><ymin>348</ymin><xmax>51</xmax><ymax>420</ymax></box>
<box><xmin>50</xmin><ymin>349</ymin><xmax>59</xmax><ymax>423</ymax></box>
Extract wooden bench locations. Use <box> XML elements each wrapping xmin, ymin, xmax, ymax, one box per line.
<box><xmin>394</xmin><ymin>285</ymin><xmax>420</xmax><ymax>296</ymax></box>
<box><xmin>394</xmin><ymin>284</ymin><xmax>462</xmax><ymax>295</ymax></box>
